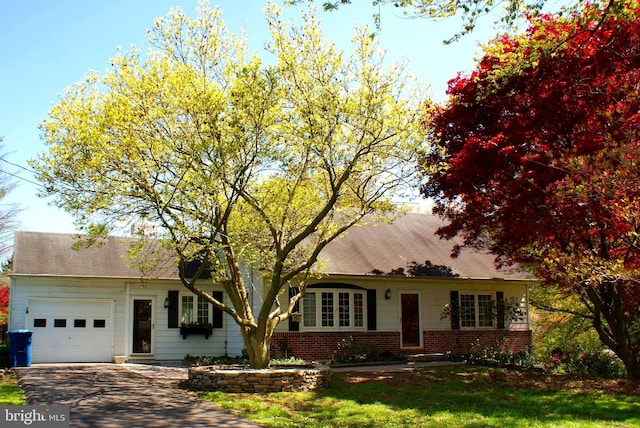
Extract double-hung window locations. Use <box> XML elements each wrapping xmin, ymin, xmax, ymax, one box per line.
<box><xmin>303</xmin><ymin>290</ymin><xmax>365</xmax><ymax>329</ymax></box>
<box><xmin>180</xmin><ymin>294</ymin><xmax>212</xmax><ymax>326</ymax></box>
<box><xmin>460</xmin><ymin>292</ymin><xmax>495</xmax><ymax>328</ymax></box>
<box><xmin>321</xmin><ymin>292</ymin><xmax>334</xmax><ymax>327</ymax></box>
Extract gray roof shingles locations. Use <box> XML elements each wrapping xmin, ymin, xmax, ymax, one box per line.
<box><xmin>12</xmin><ymin>231</ymin><xmax>177</xmax><ymax>279</ymax></box>
<box><xmin>12</xmin><ymin>214</ymin><xmax>534</xmax><ymax>281</ymax></box>
<box><xmin>317</xmin><ymin>213</ymin><xmax>533</xmax><ymax>280</ymax></box>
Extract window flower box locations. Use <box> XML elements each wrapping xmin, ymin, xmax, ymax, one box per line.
<box><xmin>180</xmin><ymin>323</ymin><xmax>213</xmax><ymax>339</ymax></box>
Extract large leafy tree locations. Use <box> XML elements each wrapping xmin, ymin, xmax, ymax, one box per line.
<box><xmin>289</xmin><ymin>0</ymin><xmax>623</xmax><ymax>42</ymax></box>
<box><xmin>421</xmin><ymin>2</ymin><xmax>640</xmax><ymax>378</ymax></box>
<box><xmin>34</xmin><ymin>3</ymin><xmax>425</xmax><ymax>368</ymax></box>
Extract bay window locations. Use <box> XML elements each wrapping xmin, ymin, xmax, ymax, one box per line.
<box><xmin>303</xmin><ymin>290</ymin><xmax>365</xmax><ymax>330</ymax></box>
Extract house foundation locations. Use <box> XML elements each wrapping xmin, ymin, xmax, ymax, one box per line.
<box><xmin>271</xmin><ymin>330</ymin><xmax>531</xmax><ymax>362</ymax></box>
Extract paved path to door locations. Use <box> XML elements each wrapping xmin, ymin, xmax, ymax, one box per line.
<box><xmin>14</xmin><ymin>364</ymin><xmax>262</xmax><ymax>428</ymax></box>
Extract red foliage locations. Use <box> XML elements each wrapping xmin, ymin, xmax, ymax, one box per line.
<box><xmin>421</xmin><ymin>4</ymin><xmax>640</xmax><ymax>377</ymax></box>
<box><xmin>423</xmin><ymin>6</ymin><xmax>640</xmax><ymax>277</ymax></box>
<box><xmin>0</xmin><ymin>285</ymin><xmax>8</xmax><ymax>315</ymax></box>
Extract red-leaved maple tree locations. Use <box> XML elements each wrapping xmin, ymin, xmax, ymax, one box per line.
<box><xmin>0</xmin><ymin>285</ymin><xmax>8</xmax><ymax>322</ymax></box>
<box><xmin>421</xmin><ymin>2</ymin><xmax>640</xmax><ymax>378</ymax></box>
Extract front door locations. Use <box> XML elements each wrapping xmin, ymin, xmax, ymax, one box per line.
<box><xmin>401</xmin><ymin>293</ymin><xmax>421</xmax><ymax>348</ymax></box>
<box><xmin>132</xmin><ymin>299</ymin><xmax>153</xmax><ymax>354</ymax></box>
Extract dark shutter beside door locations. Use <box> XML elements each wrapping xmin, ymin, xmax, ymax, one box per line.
<box><xmin>212</xmin><ymin>291</ymin><xmax>224</xmax><ymax>328</ymax></box>
<box><xmin>168</xmin><ymin>290</ymin><xmax>179</xmax><ymax>328</ymax></box>
<box><xmin>496</xmin><ymin>291</ymin><xmax>505</xmax><ymax>329</ymax></box>
<box><xmin>367</xmin><ymin>289</ymin><xmax>377</xmax><ymax>331</ymax></box>
<box><xmin>450</xmin><ymin>290</ymin><xmax>460</xmax><ymax>330</ymax></box>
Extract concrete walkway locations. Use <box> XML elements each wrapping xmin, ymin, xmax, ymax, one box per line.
<box><xmin>14</xmin><ymin>364</ymin><xmax>261</xmax><ymax>428</ymax></box>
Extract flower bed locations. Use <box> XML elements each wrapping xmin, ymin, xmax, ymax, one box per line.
<box><xmin>188</xmin><ymin>363</ymin><xmax>331</xmax><ymax>393</ymax></box>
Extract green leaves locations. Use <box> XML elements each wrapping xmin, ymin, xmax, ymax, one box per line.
<box><xmin>33</xmin><ymin>1</ymin><xmax>425</xmax><ymax>366</ymax></box>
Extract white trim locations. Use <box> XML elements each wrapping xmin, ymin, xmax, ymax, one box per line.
<box><xmin>300</xmin><ymin>289</ymin><xmax>367</xmax><ymax>332</ymax></box>
<box><xmin>178</xmin><ymin>291</ymin><xmax>214</xmax><ymax>326</ymax></box>
<box><xmin>124</xmin><ymin>282</ymin><xmax>131</xmax><ymax>357</ymax></box>
<box><xmin>459</xmin><ymin>290</ymin><xmax>497</xmax><ymax>330</ymax></box>
<box><xmin>130</xmin><ymin>296</ymin><xmax>155</xmax><ymax>357</ymax></box>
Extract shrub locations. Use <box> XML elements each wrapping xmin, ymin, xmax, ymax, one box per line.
<box><xmin>183</xmin><ymin>354</ymin><xmax>248</xmax><ymax>366</ymax></box>
<box><xmin>0</xmin><ymin>342</ymin><xmax>9</xmax><ymax>368</ymax></box>
<box><xmin>331</xmin><ymin>336</ymin><xmax>406</xmax><ymax>364</ymax></box>
<box><xmin>183</xmin><ymin>354</ymin><xmax>308</xmax><ymax>367</ymax></box>
<box><xmin>270</xmin><ymin>356</ymin><xmax>308</xmax><ymax>366</ymax></box>
<box><xmin>447</xmin><ymin>338</ymin><xmax>625</xmax><ymax>378</ymax></box>
<box><xmin>546</xmin><ymin>347</ymin><xmax>625</xmax><ymax>378</ymax></box>
<box><xmin>332</xmin><ymin>336</ymin><xmax>376</xmax><ymax>364</ymax></box>
<box><xmin>447</xmin><ymin>338</ymin><xmax>540</xmax><ymax>370</ymax></box>
<box><xmin>447</xmin><ymin>349</ymin><xmax>540</xmax><ymax>370</ymax></box>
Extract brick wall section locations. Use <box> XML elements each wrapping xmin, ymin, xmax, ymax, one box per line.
<box><xmin>272</xmin><ymin>331</ymin><xmax>401</xmax><ymax>361</ymax></box>
<box><xmin>423</xmin><ymin>330</ymin><xmax>532</xmax><ymax>354</ymax></box>
<box><xmin>271</xmin><ymin>330</ymin><xmax>531</xmax><ymax>361</ymax></box>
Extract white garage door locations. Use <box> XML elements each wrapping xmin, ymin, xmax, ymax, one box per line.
<box><xmin>27</xmin><ymin>298</ymin><xmax>114</xmax><ymax>363</ymax></box>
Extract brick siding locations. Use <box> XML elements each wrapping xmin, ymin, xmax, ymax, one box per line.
<box><xmin>423</xmin><ymin>330</ymin><xmax>532</xmax><ymax>354</ymax></box>
<box><xmin>271</xmin><ymin>331</ymin><xmax>401</xmax><ymax>361</ymax></box>
<box><xmin>271</xmin><ymin>330</ymin><xmax>531</xmax><ymax>361</ymax></box>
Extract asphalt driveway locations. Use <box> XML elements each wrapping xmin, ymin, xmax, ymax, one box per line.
<box><xmin>14</xmin><ymin>364</ymin><xmax>261</xmax><ymax>428</ymax></box>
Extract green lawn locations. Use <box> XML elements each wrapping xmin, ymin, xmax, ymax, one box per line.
<box><xmin>0</xmin><ymin>374</ymin><xmax>26</xmax><ymax>405</ymax></box>
<box><xmin>199</xmin><ymin>365</ymin><xmax>640</xmax><ymax>428</ymax></box>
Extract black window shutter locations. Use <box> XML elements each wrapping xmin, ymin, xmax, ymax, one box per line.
<box><xmin>168</xmin><ymin>291</ymin><xmax>179</xmax><ymax>328</ymax></box>
<box><xmin>288</xmin><ymin>287</ymin><xmax>300</xmax><ymax>332</ymax></box>
<box><xmin>496</xmin><ymin>291</ymin><xmax>505</xmax><ymax>329</ymax></box>
<box><xmin>367</xmin><ymin>289</ymin><xmax>377</xmax><ymax>331</ymax></box>
<box><xmin>450</xmin><ymin>290</ymin><xmax>460</xmax><ymax>330</ymax></box>
<box><xmin>212</xmin><ymin>291</ymin><xmax>224</xmax><ymax>328</ymax></box>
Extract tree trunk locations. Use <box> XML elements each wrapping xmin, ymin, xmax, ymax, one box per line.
<box><xmin>592</xmin><ymin>322</ymin><xmax>640</xmax><ymax>380</ymax></box>
<box><xmin>241</xmin><ymin>324</ymin><xmax>274</xmax><ymax>369</ymax></box>
<box><xmin>586</xmin><ymin>282</ymin><xmax>640</xmax><ymax>380</ymax></box>
<box><xmin>620</xmin><ymin>354</ymin><xmax>640</xmax><ymax>380</ymax></box>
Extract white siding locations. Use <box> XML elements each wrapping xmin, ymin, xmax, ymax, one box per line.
<box><xmin>127</xmin><ymin>282</ymin><xmax>229</xmax><ymax>360</ymax></box>
<box><xmin>223</xmin><ymin>266</ymin><xmax>264</xmax><ymax>358</ymax></box>
<box><xmin>10</xmin><ymin>271</ymin><xmax>528</xmax><ymax>362</ymax></box>
<box><xmin>10</xmin><ymin>277</ymin><xmax>129</xmax><ymax>358</ymax></box>
<box><xmin>9</xmin><ymin>276</ymin><xmax>243</xmax><ymax>362</ymax></box>
<box><xmin>275</xmin><ymin>277</ymin><xmax>531</xmax><ymax>333</ymax></box>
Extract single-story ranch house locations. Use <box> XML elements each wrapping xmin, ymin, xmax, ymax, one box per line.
<box><xmin>9</xmin><ymin>213</ymin><xmax>533</xmax><ymax>363</ymax></box>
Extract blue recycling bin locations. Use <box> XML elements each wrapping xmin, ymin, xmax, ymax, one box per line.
<box><xmin>8</xmin><ymin>330</ymin><xmax>33</xmax><ymax>367</ymax></box>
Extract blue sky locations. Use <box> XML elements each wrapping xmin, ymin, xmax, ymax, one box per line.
<box><xmin>0</xmin><ymin>0</ymin><xmax>499</xmax><ymax>238</ymax></box>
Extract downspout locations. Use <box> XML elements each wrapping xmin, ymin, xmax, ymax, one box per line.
<box><xmin>123</xmin><ymin>282</ymin><xmax>131</xmax><ymax>357</ymax></box>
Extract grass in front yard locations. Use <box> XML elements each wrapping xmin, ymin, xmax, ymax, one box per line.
<box><xmin>0</xmin><ymin>373</ymin><xmax>26</xmax><ymax>405</ymax></box>
<box><xmin>199</xmin><ymin>365</ymin><xmax>639</xmax><ymax>428</ymax></box>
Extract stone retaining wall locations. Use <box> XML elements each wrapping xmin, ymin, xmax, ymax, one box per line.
<box><xmin>188</xmin><ymin>364</ymin><xmax>331</xmax><ymax>393</ymax></box>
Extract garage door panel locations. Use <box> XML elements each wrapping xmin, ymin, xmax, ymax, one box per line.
<box><xmin>28</xmin><ymin>299</ymin><xmax>114</xmax><ymax>363</ymax></box>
